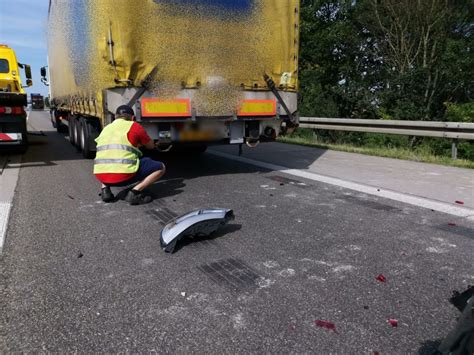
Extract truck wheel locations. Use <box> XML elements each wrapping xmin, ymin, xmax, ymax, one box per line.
<box><xmin>79</xmin><ymin>118</ymin><xmax>97</xmax><ymax>159</ymax></box>
<box><xmin>72</xmin><ymin>117</ymin><xmax>81</xmax><ymax>148</ymax></box>
<box><xmin>68</xmin><ymin>116</ymin><xmax>75</xmax><ymax>145</ymax></box>
<box><xmin>51</xmin><ymin>110</ymin><xmax>57</xmax><ymax>128</ymax></box>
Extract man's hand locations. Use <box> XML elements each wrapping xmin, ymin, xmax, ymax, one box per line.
<box><xmin>144</xmin><ymin>139</ymin><xmax>155</xmax><ymax>150</ymax></box>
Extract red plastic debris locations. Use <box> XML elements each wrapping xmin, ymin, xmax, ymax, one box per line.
<box><xmin>376</xmin><ymin>274</ymin><xmax>387</xmax><ymax>283</ymax></box>
<box><xmin>315</xmin><ymin>320</ymin><xmax>338</xmax><ymax>334</ymax></box>
<box><xmin>374</xmin><ymin>352</ymin><xmax>380</xmax><ymax>355</ymax></box>
<box><xmin>448</xmin><ymin>222</ymin><xmax>456</xmax><ymax>226</ymax></box>
<box><xmin>455</xmin><ymin>200</ymin><xmax>464</xmax><ymax>205</ymax></box>
<box><xmin>388</xmin><ymin>319</ymin><xmax>398</xmax><ymax>327</ymax></box>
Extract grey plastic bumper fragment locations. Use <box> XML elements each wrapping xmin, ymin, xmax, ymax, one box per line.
<box><xmin>160</xmin><ymin>209</ymin><xmax>234</xmax><ymax>253</ymax></box>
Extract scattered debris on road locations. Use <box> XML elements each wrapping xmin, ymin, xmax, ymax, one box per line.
<box><xmin>376</xmin><ymin>274</ymin><xmax>387</xmax><ymax>283</ymax></box>
<box><xmin>388</xmin><ymin>319</ymin><xmax>398</xmax><ymax>327</ymax></box>
<box><xmin>315</xmin><ymin>320</ymin><xmax>338</xmax><ymax>334</ymax></box>
<box><xmin>160</xmin><ymin>209</ymin><xmax>234</xmax><ymax>253</ymax></box>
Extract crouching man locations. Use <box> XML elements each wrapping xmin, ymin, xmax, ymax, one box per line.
<box><xmin>93</xmin><ymin>105</ymin><xmax>165</xmax><ymax>205</ymax></box>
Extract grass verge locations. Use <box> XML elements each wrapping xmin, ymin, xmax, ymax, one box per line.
<box><xmin>277</xmin><ymin>136</ymin><xmax>474</xmax><ymax>169</ymax></box>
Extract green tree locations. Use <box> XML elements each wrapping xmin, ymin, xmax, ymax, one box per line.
<box><xmin>359</xmin><ymin>0</ymin><xmax>473</xmax><ymax>120</ymax></box>
<box><xmin>297</xmin><ymin>0</ymin><xmax>473</xmax><ymax>160</ymax></box>
<box><xmin>299</xmin><ymin>0</ymin><xmax>380</xmax><ymax>119</ymax></box>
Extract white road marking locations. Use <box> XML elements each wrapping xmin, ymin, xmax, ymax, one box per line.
<box><xmin>0</xmin><ymin>202</ymin><xmax>12</xmax><ymax>252</ymax></box>
<box><xmin>0</xmin><ymin>156</ymin><xmax>21</xmax><ymax>253</ymax></box>
<box><xmin>208</xmin><ymin>150</ymin><xmax>474</xmax><ymax>220</ymax></box>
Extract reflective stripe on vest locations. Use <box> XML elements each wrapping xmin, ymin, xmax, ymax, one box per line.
<box><xmin>93</xmin><ymin>119</ymin><xmax>140</xmax><ymax>175</ymax></box>
<box><xmin>94</xmin><ymin>158</ymin><xmax>137</xmax><ymax>165</ymax></box>
<box><xmin>96</xmin><ymin>144</ymin><xmax>141</xmax><ymax>156</ymax></box>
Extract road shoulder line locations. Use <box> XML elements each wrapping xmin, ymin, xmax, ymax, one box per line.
<box><xmin>0</xmin><ymin>156</ymin><xmax>21</xmax><ymax>253</ymax></box>
<box><xmin>208</xmin><ymin>150</ymin><xmax>474</xmax><ymax>220</ymax></box>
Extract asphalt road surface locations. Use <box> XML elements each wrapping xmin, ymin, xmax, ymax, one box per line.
<box><xmin>1</xmin><ymin>111</ymin><xmax>473</xmax><ymax>353</ymax></box>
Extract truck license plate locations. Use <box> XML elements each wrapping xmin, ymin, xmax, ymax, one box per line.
<box><xmin>180</xmin><ymin>130</ymin><xmax>215</xmax><ymax>142</ymax></box>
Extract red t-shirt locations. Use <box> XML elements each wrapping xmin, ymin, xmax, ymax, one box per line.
<box><xmin>95</xmin><ymin>122</ymin><xmax>151</xmax><ymax>184</ymax></box>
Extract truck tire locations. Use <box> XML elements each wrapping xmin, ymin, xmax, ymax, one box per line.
<box><xmin>72</xmin><ymin>116</ymin><xmax>81</xmax><ymax>148</ymax></box>
<box><xmin>79</xmin><ymin>117</ymin><xmax>97</xmax><ymax>159</ymax></box>
<box><xmin>50</xmin><ymin>110</ymin><xmax>57</xmax><ymax>128</ymax></box>
<box><xmin>68</xmin><ymin>116</ymin><xmax>75</xmax><ymax>145</ymax></box>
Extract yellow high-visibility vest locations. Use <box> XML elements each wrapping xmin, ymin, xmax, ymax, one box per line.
<box><xmin>93</xmin><ymin>119</ymin><xmax>142</xmax><ymax>174</ymax></box>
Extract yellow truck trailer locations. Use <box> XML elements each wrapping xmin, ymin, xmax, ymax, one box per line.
<box><xmin>0</xmin><ymin>44</ymin><xmax>33</xmax><ymax>152</ymax></box>
<box><xmin>44</xmin><ymin>0</ymin><xmax>300</xmax><ymax>158</ymax></box>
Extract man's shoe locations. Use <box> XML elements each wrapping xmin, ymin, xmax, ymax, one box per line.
<box><xmin>101</xmin><ymin>186</ymin><xmax>114</xmax><ymax>203</ymax></box>
<box><xmin>125</xmin><ymin>190</ymin><xmax>152</xmax><ymax>205</ymax></box>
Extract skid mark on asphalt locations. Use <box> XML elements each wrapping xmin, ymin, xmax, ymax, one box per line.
<box><xmin>337</xmin><ymin>194</ymin><xmax>401</xmax><ymax>212</ymax></box>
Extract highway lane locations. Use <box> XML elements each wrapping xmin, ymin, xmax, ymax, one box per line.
<box><xmin>1</xmin><ymin>111</ymin><xmax>473</xmax><ymax>353</ymax></box>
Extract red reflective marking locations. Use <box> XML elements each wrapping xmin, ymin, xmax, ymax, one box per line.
<box><xmin>0</xmin><ymin>106</ymin><xmax>24</xmax><ymax>114</ymax></box>
<box><xmin>0</xmin><ymin>133</ymin><xmax>13</xmax><ymax>141</ymax></box>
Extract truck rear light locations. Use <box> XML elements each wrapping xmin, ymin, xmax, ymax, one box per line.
<box><xmin>0</xmin><ymin>106</ymin><xmax>25</xmax><ymax>115</ymax></box>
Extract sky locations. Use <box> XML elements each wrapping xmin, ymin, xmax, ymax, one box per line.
<box><xmin>0</xmin><ymin>0</ymin><xmax>50</xmax><ymax>96</ymax></box>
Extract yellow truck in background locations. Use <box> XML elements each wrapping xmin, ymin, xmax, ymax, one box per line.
<box><xmin>43</xmin><ymin>0</ymin><xmax>300</xmax><ymax>158</ymax></box>
<box><xmin>0</xmin><ymin>44</ymin><xmax>33</xmax><ymax>152</ymax></box>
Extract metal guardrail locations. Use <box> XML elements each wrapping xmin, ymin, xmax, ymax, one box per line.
<box><xmin>298</xmin><ymin>117</ymin><xmax>474</xmax><ymax>159</ymax></box>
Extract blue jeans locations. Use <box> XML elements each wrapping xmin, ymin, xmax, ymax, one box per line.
<box><xmin>106</xmin><ymin>157</ymin><xmax>164</xmax><ymax>187</ymax></box>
